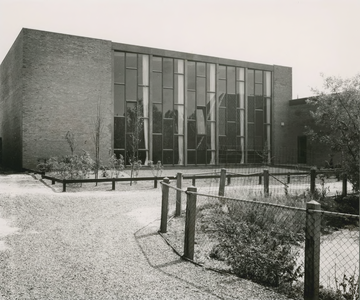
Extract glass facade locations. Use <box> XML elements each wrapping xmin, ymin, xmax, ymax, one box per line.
<box><xmin>114</xmin><ymin>51</ymin><xmax>272</xmax><ymax>166</ymax></box>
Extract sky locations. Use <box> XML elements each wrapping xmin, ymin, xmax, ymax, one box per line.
<box><xmin>1</xmin><ymin>0</ymin><xmax>359</xmax><ymax>99</ymax></box>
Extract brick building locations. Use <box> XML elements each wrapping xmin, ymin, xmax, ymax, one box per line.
<box><xmin>0</xmin><ymin>28</ymin><xmax>329</xmax><ymax>170</ymax></box>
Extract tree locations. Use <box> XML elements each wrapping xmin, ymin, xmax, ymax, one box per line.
<box><xmin>306</xmin><ymin>74</ymin><xmax>360</xmax><ymax>191</ymax></box>
<box><xmin>92</xmin><ymin>98</ymin><xmax>104</xmax><ymax>184</ymax></box>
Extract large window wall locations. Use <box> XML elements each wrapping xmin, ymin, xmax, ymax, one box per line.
<box><xmin>113</xmin><ymin>50</ymin><xmax>272</xmax><ymax>166</ymax></box>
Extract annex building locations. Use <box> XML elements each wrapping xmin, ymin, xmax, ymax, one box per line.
<box><xmin>1</xmin><ymin>28</ymin><xmax>328</xmax><ymax>170</ymax></box>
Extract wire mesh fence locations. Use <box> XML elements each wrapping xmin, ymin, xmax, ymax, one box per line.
<box><xmin>160</xmin><ymin>178</ymin><xmax>359</xmax><ymax>299</ymax></box>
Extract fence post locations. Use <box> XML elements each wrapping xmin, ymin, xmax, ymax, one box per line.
<box><xmin>304</xmin><ymin>200</ymin><xmax>321</xmax><ymax>300</ymax></box>
<box><xmin>263</xmin><ymin>169</ymin><xmax>269</xmax><ymax>197</ymax></box>
<box><xmin>259</xmin><ymin>174</ymin><xmax>262</xmax><ymax>185</ymax></box>
<box><xmin>184</xmin><ymin>186</ymin><xmax>197</xmax><ymax>260</ymax></box>
<box><xmin>287</xmin><ymin>172</ymin><xmax>291</xmax><ymax>184</ymax></box>
<box><xmin>219</xmin><ymin>168</ymin><xmax>226</xmax><ymax>196</ymax></box>
<box><xmin>112</xmin><ymin>178</ymin><xmax>115</xmax><ymax>190</ymax></box>
<box><xmin>310</xmin><ymin>168</ymin><xmax>316</xmax><ymax>195</ymax></box>
<box><xmin>192</xmin><ymin>176</ymin><xmax>196</xmax><ymax>186</ymax></box>
<box><xmin>176</xmin><ymin>173</ymin><xmax>183</xmax><ymax>217</ymax></box>
<box><xmin>52</xmin><ymin>179</ymin><xmax>55</xmax><ymax>185</ymax></box>
<box><xmin>154</xmin><ymin>178</ymin><xmax>158</xmax><ymax>188</ymax></box>
<box><xmin>227</xmin><ymin>175</ymin><xmax>231</xmax><ymax>185</ymax></box>
<box><xmin>62</xmin><ymin>180</ymin><xmax>67</xmax><ymax>192</ymax></box>
<box><xmin>342</xmin><ymin>173</ymin><xmax>347</xmax><ymax>197</ymax></box>
<box><xmin>160</xmin><ymin>177</ymin><xmax>170</xmax><ymax>234</ymax></box>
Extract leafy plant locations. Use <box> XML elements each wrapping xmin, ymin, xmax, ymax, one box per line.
<box><xmin>108</xmin><ymin>151</ymin><xmax>124</xmax><ymax>178</ymax></box>
<box><xmin>148</xmin><ymin>160</ymin><xmax>163</xmax><ymax>177</ymax></box>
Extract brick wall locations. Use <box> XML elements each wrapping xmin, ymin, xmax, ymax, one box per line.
<box><xmin>21</xmin><ymin>29</ymin><xmax>113</xmax><ymax>169</ymax></box>
<box><xmin>272</xmin><ymin>65</ymin><xmax>292</xmax><ymax>164</ymax></box>
<box><xmin>0</xmin><ymin>30</ymin><xmax>24</xmax><ymax>170</ymax></box>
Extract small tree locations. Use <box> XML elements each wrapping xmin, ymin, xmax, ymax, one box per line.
<box><xmin>127</xmin><ymin>100</ymin><xmax>144</xmax><ymax>186</ymax></box>
<box><xmin>65</xmin><ymin>131</ymin><xmax>77</xmax><ymax>155</ymax></box>
<box><xmin>92</xmin><ymin>98</ymin><xmax>104</xmax><ymax>184</ymax></box>
<box><xmin>306</xmin><ymin>74</ymin><xmax>360</xmax><ymax>191</ymax></box>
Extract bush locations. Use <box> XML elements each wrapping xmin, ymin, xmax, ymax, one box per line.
<box><xmin>206</xmin><ymin>202</ymin><xmax>304</xmax><ymax>288</ymax></box>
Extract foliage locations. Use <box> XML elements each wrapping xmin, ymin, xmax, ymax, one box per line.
<box><xmin>108</xmin><ymin>151</ymin><xmax>125</xmax><ymax>178</ymax></box>
<box><xmin>148</xmin><ymin>160</ymin><xmax>163</xmax><ymax>177</ymax></box>
<box><xmin>37</xmin><ymin>151</ymin><xmax>94</xmax><ymax>180</ymax></box>
<box><xmin>129</xmin><ymin>159</ymin><xmax>142</xmax><ymax>185</ymax></box>
<box><xmin>319</xmin><ymin>273</ymin><xmax>359</xmax><ymax>300</ymax></box>
<box><xmin>306</xmin><ymin>74</ymin><xmax>360</xmax><ymax>191</ymax></box>
<box><xmin>92</xmin><ymin>99</ymin><xmax>104</xmax><ymax>183</ymax></box>
<box><xmin>206</xmin><ymin>201</ymin><xmax>304</xmax><ymax>288</ymax></box>
<box><xmin>65</xmin><ymin>131</ymin><xmax>77</xmax><ymax>155</ymax></box>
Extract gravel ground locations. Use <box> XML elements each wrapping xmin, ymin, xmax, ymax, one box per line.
<box><xmin>0</xmin><ymin>173</ymin><xmax>290</xmax><ymax>299</ymax></box>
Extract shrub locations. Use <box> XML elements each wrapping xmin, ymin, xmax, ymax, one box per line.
<box><xmin>148</xmin><ymin>160</ymin><xmax>163</xmax><ymax>177</ymax></box>
<box><xmin>206</xmin><ymin>201</ymin><xmax>304</xmax><ymax>288</ymax></box>
<box><xmin>108</xmin><ymin>152</ymin><xmax>124</xmax><ymax>178</ymax></box>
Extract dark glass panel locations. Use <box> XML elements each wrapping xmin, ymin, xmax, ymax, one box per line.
<box><xmin>187</xmin><ymin>61</ymin><xmax>196</xmax><ymax>90</ymax></box>
<box><xmin>174</xmin><ymin>59</ymin><xmax>184</xmax><ymax>74</ymax></box>
<box><xmin>196</xmin><ymin>108</ymin><xmax>206</xmax><ymax>135</ymax></box>
<box><xmin>153</xmin><ymin>104</ymin><xmax>162</xmax><ymax>133</ymax></box>
<box><xmin>227</xmin><ymin>67</ymin><xmax>235</xmax><ymax>94</ymax></box>
<box><xmin>197</xmin><ymin>136</ymin><xmax>206</xmax><ymax>150</ymax></box>
<box><xmin>255</xmin><ymin>110</ymin><xmax>264</xmax><ymax>136</ymax></box>
<box><xmin>219</xmin><ymin>136</ymin><xmax>227</xmax><ymax>164</ymax></box>
<box><xmin>126</xmin><ymin>102</ymin><xmax>137</xmax><ymax>133</ymax></box>
<box><xmin>196</xmin><ymin>77</ymin><xmax>206</xmax><ymax>106</ymax></box>
<box><xmin>254</xmin><ymin>136</ymin><xmax>263</xmax><ymax>151</ymax></box>
<box><xmin>126</xmin><ymin>69</ymin><xmax>137</xmax><ymax>100</ymax></box>
<box><xmin>206</xmin><ymin>122</ymin><xmax>212</xmax><ymax>148</ymax></box>
<box><xmin>218</xmin><ymin>79</ymin><xmax>226</xmax><ymax>107</ymax></box>
<box><xmin>152</xmin><ymin>72</ymin><xmax>162</xmax><ymax>103</ymax></box>
<box><xmin>255</xmin><ymin>83</ymin><xmax>263</xmax><ymax>96</ymax></box>
<box><xmin>197</xmin><ymin>62</ymin><xmax>206</xmax><ymax>77</ymax></box>
<box><xmin>255</xmin><ymin>95</ymin><xmax>263</xmax><ymax>109</ymax></box>
<box><xmin>187</xmin><ymin>121</ymin><xmax>196</xmax><ymax>149</ymax></box>
<box><xmin>126</xmin><ymin>53</ymin><xmax>137</xmax><ymax>68</ymax></box>
<box><xmin>219</xmin><ymin>65</ymin><xmax>226</xmax><ymax>79</ymax></box>
<box><xmin>163</xmin><ymin>89</ymin><xmax>174</xmax><ymax>118</ymax></box>
<box><xmin>248</xmin><ymin>123</ymin><xmax>254</xmax><ymax>150</ymax></box>
<box><xmin>163</xmin><ymin>151</ymin><xmax>173</xmax><ymax>165</ymax></box>
<box><xmin>114</xmin><ymin>52</ymin><xmax>125</xmax><ymax>83</ymax></box>
<box><xmin>163</xmin><ymin>119</ymin><xmax>173</xmax><ymax>149</ymax></box>
<box><xmin>187</xmin><ymin>91</ymin><xmax>196</xmax><ymax>120</ymax></box>
<box><xmin>152</xmin><ymin>135</ymin><xmax>162</xmax><ymax>163</ymax></box>
<box><xmin>227</xmin><ymin>95</ymin><xmax>237</xmax><ymax>121</ymax></box>
<box><xmin>152</xmin><ymin>57</ymin><xmax>162</xmax><ymax>72</ymax></box>
<box><xmin>114</xmin><ymin>150</ymin><xmax>125</xmax><ymax>160</ymax></box>
<box><xmin>247</xmin><ymin>96</ymin><xmax>254</xmax><ymax>122</ymax></box>
<box><xmin>236</xmin><ymin>137</ymin><xmax>241</xmax><ymax>150</ymax></box>
<box><xmin>255</xmin><ymin>70</ymin><xmax>263</xmax><ymax>83</ymax></box>
<box><xmin>163</xmin><ymin>58</ymin><xmax>173</xmax><ymax>88</ymax></box>
<box><xmin>137</xmin><ymin>150</ymin><xmax>147</xmax><ymax>164</ymax></box>
<box><xmin>174</xmin><ymin>137</ymin><xmax>179</xmax><ymax>164</ymax></box>
<box><xmin>219</xmin><ymin>108</ymin><xmax>226</xmax><ymax>135</ymax></box>
<box><xmin>114</xmin><ymin>117</ymin><xmax>125</xmax><ymax>149</ymax></box>
<box><xmin>227</xmin><ymin>123</ymin><xmax>236</xmax><ymax>149</ymax></box>
<box><xmin>187</xmin><ymin>151</ymin><xmax>196</xmax><ymax>164</ymax></box>
<box><xmin>114</xmin><ymin>85</ymin><xmax>125</xmax><ymax>116</ymax></box>
<box><xmin>247</xmin><ymin>69</ymin><xmax>254</xmax><ymax>95</ymax></box>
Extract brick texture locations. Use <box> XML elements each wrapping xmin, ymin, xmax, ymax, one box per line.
<box><xmin>21</xmin><ymin>29</ymin><xmax>113</xmax><ymax>169</ymax></box>
<box><xmin>0</xmin><ymin>30</ymin><xmax>24</xmax><ymax>170</ymax></box>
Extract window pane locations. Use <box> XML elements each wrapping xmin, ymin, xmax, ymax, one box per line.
<box><xmin>237</xmin><ymin>67</ymin><xmax>245</xmax><ymax>81</ymax></box>
<box><xmin>218</xmin><ymin>80</ymin><xmax>226</xmax><ymax>107</ymax></box>
<box><xmin>207</xmin><ymin>93</ymin><xmax>216</xmax><ymax>121</ymax></box>
<box><xmin>163</xmin><ymin>151</ymin><xmax>173</xmax><ymax>164</ymax></box>
<box><xmin>114</xmin><ymin>85</ymin><xmax>125</xmax><ymax>116</ymax></box>
<box><xmin>126</xmin><ymin>53</ymin><xmax>137</xmax><ymax>68</ymax></box>
<box><xmin>255</xmin><ymin>110</ymin><xmax>264</xmax><ymax>136</ymax></box>
<box><xmin>187</xmin><ymin>121</ymin><xmax>196</xmax><ymax>149</ymax></box>
<box><xmin>248</xmin><ymin>96</ymin><xmax>254</xmax><ymax>122</ymax></box>
<box><xmin>255</xmin><ymin>95</ymin><xmax>263</xmax><ymax>109</ymax></box>
<box><xmin>152</xmin><ymin>72</ymin><xmax>162</xmax><ymax>103</ymax></box>
<box><xmin>197</xmin><ymin>62</ymin><xmax>206</xmax><ymax>77</ymax></box>
<box><xmin>153</xmin><ymin>104</ymin><xmax>162</xmax><ymax>133</ymax></box>
<box><xmin>163</xmin><ymin>89</ymin><xmax>173</xmax><ymax>118</ymax></box>
<box><xmin>187</xmin><ymin>91</ymin><xmax>196</xmax><ymax>120</ymax></box>
<box><xmin>174</xmin><ymin>74</ymin><xmax>184</xmax><ymax>104</ymax></box>
<box><xmin>219</xmin><ymin>65</ymin><xmax>226</xmax><ymax>79</ymax></box>
<box><xmin>114</xmin><ymin>117</ymin><xmax>125</xmax><ymax>149</ymax></box>
<box><xmin>255</xmin><ymin>83</ymin><xmax>263</xmax><ymax>96</ymax></box>
<box><xmin>152</xmin><ymin>57</ymin><xmax>162</xmax><ymax>72</ymax></box>
<box><xmin>247</xmin><ymin>69</ymin><xmax>254</xmax><ymax>95</ymax></box>
<box><xmin>196</xmin><ymin>77</ymin><xmax>206</xmax><ymax>106</ymax></box>
<box><xmin>126</xmin><ymin>69</ymin><xmax>137</xmax><ymax>100</ymax></box>
<box><xmin>114</xmin><ymin>52</ymin><xmax>125</xmax><ymax>83</ymax></box>
<box><xmin>219</xmin><ymin>108</ymin><xmax>226</xmax><ymax>135</ymax></box>
<box><xmin>227</xmin><ymin>123</ymin><xmax>236</xmax><ymax>149</ymax></box>
<box><xmin>227</xmin><ymin>95</ymin><xmax>236</xmax><ymax>121</ymax></box>
<box><xmin>152</xmin><ymin>135</ymin><xmax>162</xmax><ymax>163</ymax></box>
<box><xmin>187</xmin><ymin>61</ymin><xmax>196</xmax><ymax>90</ymax></box>
<box><xmin>196</xmin><ymin>108</ymin><xmax>206</xmax><ymax>135</ymax></box>
<box><xmin>255</xmin><ymin>70</ymin><xmax>263</xmax><ymax>83</ymax></box>
<box><xmin>175</xmin><ymin>59</ymin><xmax>184</xmax><ymax>74</ymax></box>
<box><xmin>126</xmin><ymin>102</ymin><xmax>137</xmax><ymax>133</ymax></box>
<box><xmin>163</xmin><ymin>119</ymin><xmax>173</xmax><ymax>149</ymax></box>
<box><xmin>163</xmin><ymin>58</ymin><xmax>173</xmax><ymax>88</ymax></box>
<box><xmin>227</xmin><ymin>67</ymin><xmax>235</xmax><ymax>94</ymax></box>
<box><xmin>187</xmin><ymin>151</ymin><xmax>196</xmax><ymax>164</ymax></box>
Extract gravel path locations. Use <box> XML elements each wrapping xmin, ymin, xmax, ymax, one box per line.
<box><xmin>0</xmin><ymin>174</ymin><xmax>289</xmax><ymax>299</ymax></box>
